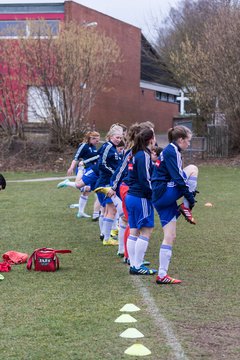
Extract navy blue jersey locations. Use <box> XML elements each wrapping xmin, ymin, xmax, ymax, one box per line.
<box><xmin>95</xmin><ymin>141</ymin><xmax>122</xmax><ymax>187</ymax></box>
<box><xmin>127</xmin><ymin>149</ymin><xmax>153</xmax><ymax>199</ymax></box>
<box><xmin>110</xmin><ymin>149</ymin><xmax>132</xmax><ymax>190</ymax></box>
<box><xmin>151</xmin><ymin>142</ymin><xmax>194</xmax><ymax>205</ymax></box>
<box><xmin>74</xmin><ymin>143</ymin><xmax>98</xmax><ymax>168</ymax></box>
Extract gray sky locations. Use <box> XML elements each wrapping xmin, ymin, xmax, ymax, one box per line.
<box><xmin>5</xmin><ymin>0</ymin><xmax>181</xmax><ymax>39</ymax></box>
<box><xmin>73</xmin><ymin>0</ymin><xmax>181</xmax><ymax>38</ymax></box>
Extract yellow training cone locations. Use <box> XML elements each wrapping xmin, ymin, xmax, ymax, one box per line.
<box><xmin>115</xmin><ymin>314</ymin><xmax>137</xmax><ymax>323</ymax></box>
<box><xmin>120</xmin><ymin>304</ymin><xmax>140</xmax><ymax>312</ymax></box>
<box><xmin>120</xmin><ymin>328</ymin><xmax>144</xmax><ymax>339</ymax></box>
<box><xmin>124</xmin><ymin>344</ymin><xmax>151</xmax><ymax>356</ymax></box>
<box><xmin>205</xmin><ymin>202</ymin><xmax>213</xmax><ymax>207</ymax></box>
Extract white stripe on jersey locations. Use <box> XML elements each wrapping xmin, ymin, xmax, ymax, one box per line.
<box><xmin>102</xmin><ymin>142</ymin><xmax>115</xmax><ymax>174</ymax></box>
<box><xmin>112</xmin><ymin>150</ymin><xmax>131</xmax><ymax>190</ymax></box>
<box><xmin>74</xmin><ymin>143</ymin><xmax>86</xmax><ymax>161</ymax></box>
<box><xmin>144</xmin><ymin>151</ymin><xmax>152</xmax><ymax>189</ymax></box>
<box><xmin>170</xmin><ymin>143</ymin><xmax>189</xmax><ymax>187</ymax></box>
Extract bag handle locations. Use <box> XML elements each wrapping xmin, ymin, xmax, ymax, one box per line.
<box><xmin>54</xmin><ymin>250</ymin><xmax>72</xmax><ymax>254</ymax></box>
<box><xmin>27</xmin><ymin>250</ymin><xmax>37</xmax><ymax>270</ymax></box>
<box><xmin>35</xmin><ymin>248</ymin><xmax>71</xmax><ymax>254</ymax></box>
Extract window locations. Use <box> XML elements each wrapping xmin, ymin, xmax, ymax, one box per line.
<box><xmin>0</xmin><ymin>20</ymin><xmax>26</xmax><ymax>37</ymax></box>
<box><xmin>155</xmin><ymin>91</ymin><xmax>177</xmax><ymax>103</ymax></box>
<box><xmin>168</xmin><ymin>94</ymin><xmax>176</xmax><ymax>103</ymax></box>
<box><xmin>28</xmin><ymin>20</ymin><xmax>59</xmax><ymax>37</ymax></box>
<box><xmin>0</xmin><ymin>20</ymin><xmax>59</xmax><ymax>38</ymax></box>
<box><xmin>28</xmin><ymin>86</ymin><xmax>61</xmax><ymax>123</ymax></box>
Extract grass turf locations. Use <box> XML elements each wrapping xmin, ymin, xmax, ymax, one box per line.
<box><xmin>0</xmin><ymin>166</ymin><xmax>239</xmax><ymax>359</ymax></box>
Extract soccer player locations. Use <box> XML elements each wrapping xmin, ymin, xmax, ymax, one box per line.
<box><xmin>57</xmin><ymin>131</ymin><xmax>100</xmax><ymax>218</ymax></box>
<box><xmin>94</xmin><ymin>124</ymin><xmax>123</xmax><ymax>245</ymax></box>
<box><xmin>151</xmin><ymin>125</ymin><xmax>198</xmax><ymax>284</ymax></box>
<box><xmin>125</xmin><ymin>127</ymin><xmax>157</xmax><ymax>275</ymax></box>
<box><xmin>96</xmin><ymin>122</ymin><xmax>155</xmax><ymax>260</ymax></box>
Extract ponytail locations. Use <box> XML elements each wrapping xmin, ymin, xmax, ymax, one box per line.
<box><xmin>132</xmin><ymin>128</ymin><xmax>154</xmax><ymax>155</ymax></box>
<box><xmin>168</xmin><ymin>125</ymin><xmax>192</xmax><ymax>143</ymax></box>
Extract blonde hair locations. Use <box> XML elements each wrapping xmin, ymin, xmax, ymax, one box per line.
<box><xmin>125</xmin><ymin>121</ymin><xmax>154</xmax><ymax>150</ymax></box>
<box><xmin>110</xmin><ymin>123</ymin><xmax>127</xmax><ymax>133</ymax></box>
<box><xmin>106</xmin><ymin>125</ymin><xmax>123</xmax><ymax>140</ymax></box>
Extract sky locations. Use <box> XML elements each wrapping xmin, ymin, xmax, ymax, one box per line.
<box><xmin>73</xmin><ymin>0</ymin><xmax>181</xmax><ymax>39</ymax></box>
<box><xmin>5</xmin><ymin>0</ymin><xmax>182</xmax><ymax>40</ymax></box>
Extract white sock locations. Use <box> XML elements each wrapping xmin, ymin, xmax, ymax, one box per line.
<box><xmin>158</xmin><ymin>244</ymin><xmax>172</xmax><ymax>278</ymax></box>
<box><xmin>102</xmin><ymin>218</ymin><xmax>114</xmax><ymax>241</ymax></box>
<box><xmin>184</xmin><ymin>176</ymin><xmax>198</xmax><ymax>208</ymax></box>
<box><xmin>92</xmin><ymin>211</ymin><xmax>99</xmax><ymax>219</ymax></box>
<box><xmin>112</xmin><ymin>214</ymin><xmax>119</xmax><ymax>231</ymax></box>
<box><xmin>66</xmin><ymin>181</ymin><xmax>77</xmax><ymax>189</ymax></box>
<box><xmin>99</xmin><ymin>214</ymin><xmax>104</xmax><ymax>234</ymax></box>
<box><xmin>118</xmin><ymin>218</ymin><xmax>126</xmax><ymax>254</ymax></box>
<box><xmin>78</xmin><ymin>195</ymin><xmax>88</xmax><ymax>213</ymax></box>
<box><xmin>188</xmin><ymin>175</ymin><xmax>198</xmax><ymax>192</ymax></box>
<box><xmin>127</xmin><ymin>235</ymin><xmax>137</xmax><ymax>267</ymax></box>
<box><xmin>134</xmin><ymin>235</ymin><xmax>149</xmax><ymax>269</ymax></box>
<box><xmin>111</xmin><ymin>195</ymin><xmax>124</xmax><ymax>217</ymax></box>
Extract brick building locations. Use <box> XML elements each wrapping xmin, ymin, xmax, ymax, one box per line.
<box><xmin>0</xmin><ymin>1</ymin><xmax>180</xmax><ymax>133</ymax></box>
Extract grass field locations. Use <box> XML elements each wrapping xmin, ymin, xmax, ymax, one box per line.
<box><xmin>0</xmin><ymin>166</ymin><xmax>239</xmax><ymax>360</ymax></box>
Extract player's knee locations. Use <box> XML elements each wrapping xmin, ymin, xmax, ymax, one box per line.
<box><xmin>184</xmin><ymin>164</ymin><xmax>198</xmax><ymax>177</ymax></box>
<box><xmin>164</xmin><ymin>231</ymin><xmax>176</xmax><ymax>244</ymax></box>
<box><xmin>106</xmin><ymin>203</ymin><xmax>116</xmax><ymax>217</ymax></box>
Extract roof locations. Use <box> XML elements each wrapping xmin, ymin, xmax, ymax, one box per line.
<box><xmin>141</xmin><ymin>34</ymin><xmax>179</xmax><ymax>88</ymax></box>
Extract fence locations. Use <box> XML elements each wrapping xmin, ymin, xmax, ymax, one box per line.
<box><xmin>207</xmin><ymin>124</ymin><xmax>228</xmax><ymax>157</ymax></box>
<box><xmin>184</xmin><ymin>136</ymin><xmax>207</xmax><ymax>160</ymax></box>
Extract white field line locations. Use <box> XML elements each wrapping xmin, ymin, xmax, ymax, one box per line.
<box><xmin>132</xmin><ymin>277</ymin><xmax>189</xmax><ymax>360</ymax></box>
<box><xmin>7</xmin><ymin>176</ymin><xmax>76</xmax><ymax>183</ymax></box>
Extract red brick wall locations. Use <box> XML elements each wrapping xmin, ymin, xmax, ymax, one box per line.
<box><xmin>65</xmin><ymin>1</ymin><xmax>178</xmax><ymax>132</ymax></box>
<box><xmin>138</xmin><ymin>88</ymin><xmax>179</xmax><ymax>132</ymax></box>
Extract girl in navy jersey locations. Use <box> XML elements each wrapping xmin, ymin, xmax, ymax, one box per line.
<box><xmin>125</xmin><ymin>128</ymin><xmax>157</xmax><ymax>275</ymax></box>
<box><xmin>57</xmin><ymin>131</ymin><xmax>100</xmax><ymax>218</ymax></box>
<box><xmin>108</xmin><ymin>122</ymin><xmax>155</xmax><ymax>261</ymax></box>
<box><xmin>95</xmin><ymin>124</ymin><xmax>123</xmax><ymax>245</ymax></box>
<box><xmin>152</xmin><ymin>125</ymin><xmax>198</xmax><ymax>284</ymax></box>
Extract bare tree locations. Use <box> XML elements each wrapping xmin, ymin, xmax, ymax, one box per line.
<box><xmin>0</xmin><ymin>37</ymin><xmax>26</xmax><ymax>139</ymax></box>
<box><xmin>0</xmin><ymin>20</ymin><xmax>121</xmax><ymax>147</ymax></box>
<box><xmin>155</xmin><ymin>0</ymin><xmax>240</xmax><ymax>149</ymax></box>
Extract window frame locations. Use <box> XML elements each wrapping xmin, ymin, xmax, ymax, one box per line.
<box><xmin>155</xmin><ymin>91</ymin><xmax>178</xmax><ymax>103</ymax></box>
<box><xmin>0</xmin><ymin>19</ymin><xmax>60</xmax><ymax>39</ymax></box>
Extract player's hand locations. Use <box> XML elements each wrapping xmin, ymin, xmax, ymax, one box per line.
<box><xmin>193</xmin><ymin>190</ymin><xmax>199</xmax><ymax>197</ymax></box>
<box><xmin>67</xmin><ymin>168</ymin><xmax>74</xmax><ymax>176</ymax></box>
<box><xmin>107</xmin><ymin>188</ymin><xmax>116</xmax><ymax>198</ymax></box>
<box><xmin>189</xmin><ymin>200</ymin><xmax>196</xmax><ymax>210</ymax></box>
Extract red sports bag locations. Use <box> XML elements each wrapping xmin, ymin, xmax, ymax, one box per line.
<box><xmin>27</xmin><ymin>248</ymin><xmax>71</xmax><ymax>272</ymax></box>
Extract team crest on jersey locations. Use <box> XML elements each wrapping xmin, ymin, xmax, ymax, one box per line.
<box><xmin>128</xmin><ymin>163</ymin><xmax>133</xmax><ymax>171</ymax></box>
<box><xmin>155</xmin><ymin>159</ymin><xmax>161</xmax><ymax>167</ymax></box>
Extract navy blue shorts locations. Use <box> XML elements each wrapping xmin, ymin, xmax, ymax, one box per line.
<box><xmin>125</xmin><ymin>194</ymin><xmax>154</xmax><ymax>229</ymax></box>
<box><xmin>153</xmin><ymin>172</ymin><xmax>188</xmax><ymax>227</ymax></box>
<box><xmin>153</xmin><ymin>185</ymin><xmax>182</xmax><ymax>227</ymax></box>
